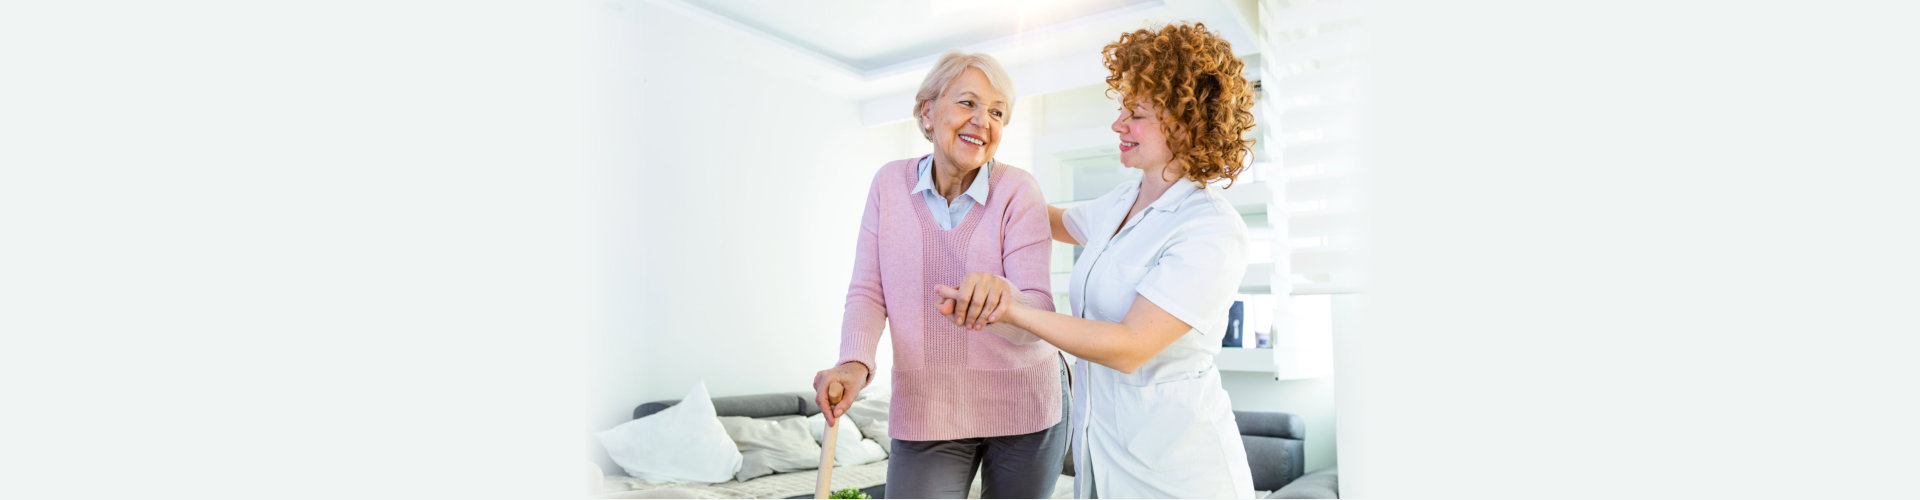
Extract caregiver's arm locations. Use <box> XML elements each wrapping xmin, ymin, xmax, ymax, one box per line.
<box><xmin>941</xmin><ymin>287</ymin><xmax>1189</xmax><ymax>375</ymax></box>
<box><xmin>1049</xmin><ymin>205</ymin><xmax>1081</xmax><ymax>246</ymax></box>
<box><xmin>958</xmin><ymin>208</ymin><xmax>1243</xmax><ymax>373</ymax></box>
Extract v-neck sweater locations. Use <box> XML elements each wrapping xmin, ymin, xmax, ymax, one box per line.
<box><xmin>838</xmin><ymin>156</ymin><xmax>1061</xmax><ymax>441</ymax></box>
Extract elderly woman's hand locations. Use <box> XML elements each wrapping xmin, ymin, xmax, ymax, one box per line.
<box><xmin>812</xmin><ymin>362</ymin><xmax>869</xmax><ymax>425</ymax></box>
<box><xmin>934</xmin><ymin>272</ymin><xmax>1016</xmax><ymax>331</ymax></box>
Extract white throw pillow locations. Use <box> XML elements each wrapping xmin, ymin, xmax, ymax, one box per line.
<box><xmin>806</xmin><ymin>413</ymin><xmax>887</xmax><ymax>466</ymax></box>
<box><xmin>718</xmin><ymin>416</ymin><xmax>822</xmax><ymax>482</ymax></box>
<box><xmin>844</xmin><ymin>397</ymin><xmax>891</xmax><ymax>451</ymax></box>
<box><xmin>595</xmin><ymin>381</ymin><xmax>743</xmax><ymax>484</ymax></box>
<box><xmin>844</xmin><ymin>439</ymin><xmax>888</xmax><ymax>465</ymax></box>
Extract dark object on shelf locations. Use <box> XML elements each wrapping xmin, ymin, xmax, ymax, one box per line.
<box><xmin>1224</xmin><ymin>300</ymin><xmax>1246</xmax><ymax>347</ymax></box>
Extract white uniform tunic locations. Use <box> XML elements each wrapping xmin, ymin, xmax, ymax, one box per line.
<box><xmin>1062</xmin><ymin>178</ymin><xmax>1255</xmax><ymax>499</ymax></box>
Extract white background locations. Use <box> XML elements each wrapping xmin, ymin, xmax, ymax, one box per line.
<box><xmin>5</xmin><ymin>0</ymin><xmax>1918</xmax><ymax>498</ymax></box>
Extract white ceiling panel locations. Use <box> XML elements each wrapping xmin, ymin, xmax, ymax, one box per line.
<box><xmin>644</xmin><ymin>0</ymin><xmax>1260</xmax><ymax>104</ymax></box>
<box><xmin>679</xmin><ymin>0</ymin><xmax>1163</xmax><ymax>72</ymax></box>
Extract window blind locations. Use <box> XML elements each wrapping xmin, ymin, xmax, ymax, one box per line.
<box><xmin>1255</xmin><ymin>0</ymin><xmax>1365</xmax><ymax>379</ymax></box>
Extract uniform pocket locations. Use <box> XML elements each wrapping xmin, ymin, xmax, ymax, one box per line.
<box><xmin>1112</xmin><ymin>373</ymin><xmax>1214</xmax><ymax>464</ymax></box>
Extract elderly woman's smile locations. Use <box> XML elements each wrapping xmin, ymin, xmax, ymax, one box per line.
<box><xmin>922</xmin><ymin>67</ymin><xmax>1006</xmax><ymax>172</ymax></box>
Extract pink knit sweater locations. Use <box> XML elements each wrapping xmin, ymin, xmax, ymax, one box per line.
<box><xmin>838</xmin><ymin>156</ymin><xmax>1060</xmax><ymax>442</ymax></box>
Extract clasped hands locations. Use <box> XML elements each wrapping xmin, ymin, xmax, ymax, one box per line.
<box><xmin>933</xmin><ymin>272</ymin><xmax>1023</xmax><ymax>332</ymax></box>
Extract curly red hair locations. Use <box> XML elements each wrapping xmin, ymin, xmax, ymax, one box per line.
<box><xmin>1101</xmin><ymin>22</ymin><xmax>1258</xmax><ymax>187</ymax></box>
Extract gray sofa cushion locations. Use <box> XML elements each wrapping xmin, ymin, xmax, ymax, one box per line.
<box><xmin>1236</xmin><ymin>411</ymin><xmax>1306</xmax><ymax>492</ymax></box>
<box><xmin>1267</xmin><ymin>467</ymin><xmax>1338</xmax><ymax>499</ymax></box>
<box><xmin>1242</xmin><ymin>434</ymin><xmax>1303</xmax><ymax>492</ymax></box>
<box><xmin>1236</xmin><ymin>410</ymin><xmax>1306</xmax><ymax>440</ymax></box>
<box><xmin>635</xmin><ymin>391</ymin><xmax>819</xmax><ymax>420</ymax></box>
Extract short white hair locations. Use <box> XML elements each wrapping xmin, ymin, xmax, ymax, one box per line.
<box><xmin>913</xmin><ymin>51</ymin><xmax>1016</xmax><ymax>141</ymax></box>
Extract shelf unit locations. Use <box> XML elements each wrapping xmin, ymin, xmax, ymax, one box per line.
<box><xmin>1215</xmin><ymin>347</ymin><xmax>1279</xmax><ymax>373</ymax></box>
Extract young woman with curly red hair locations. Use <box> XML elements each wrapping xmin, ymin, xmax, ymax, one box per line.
<box><xmin>937</xmin><ymin>23</ymin><xmax>1260</xmax><ymax>498</ymax></box>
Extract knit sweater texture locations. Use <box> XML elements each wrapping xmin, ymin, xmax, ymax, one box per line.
<box><xmin>838</xmin><ymin>156</ymin><xmax>1060</xmax><ymax>441</ymax></box>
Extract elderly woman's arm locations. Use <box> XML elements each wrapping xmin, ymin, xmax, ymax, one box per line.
<box><xmin>815</xmin><ymin>173</ymin><xmax>888</xmax><ymax>423</ymax></box>
<box><xmin>978</xmin><ymin>188</ymin><xmax>1054</xmax><ymax>343</ymax></box>
<box><xmin>937</xmin><ymin>176</ymin><xmax>1055</xmax><ymax>342</ymax></box>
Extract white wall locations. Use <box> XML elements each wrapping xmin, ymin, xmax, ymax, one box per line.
<box><xmin>587</xmin><ymin>0</ymin><xmax>917</xmax><ymax>473</ymax></box>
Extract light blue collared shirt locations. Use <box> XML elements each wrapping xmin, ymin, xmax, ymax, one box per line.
<box><xmin>910</xmin><ymin>155</ymin><xmax>992</xmax><ymax>230</ymax></box>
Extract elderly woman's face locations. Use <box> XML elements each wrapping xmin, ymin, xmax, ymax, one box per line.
<box><xmin>1112</xmin><ymin>98</ymin><xmax>1172</xmax><ymax>171</ymax></box>
<box><xmin>923</xmin><ymin>67</ymin><xmax>1006</xmax><ymax>170</ymax></box>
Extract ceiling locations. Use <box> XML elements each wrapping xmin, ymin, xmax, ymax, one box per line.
<box><xmin>678</xmin><ymin>0</ymin><xmax>1163</xmax><ymax>74</ymax></box>
<box><xmin>652</xmin><ymin>0</ymin><xmax>1262</xmax><ymax>123</ymax></box>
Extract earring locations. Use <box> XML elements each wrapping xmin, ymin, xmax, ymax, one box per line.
<box><xmin>923</xmin><ymin>122</ymin><xmax>932</xmax><ymax>131</ymax></box>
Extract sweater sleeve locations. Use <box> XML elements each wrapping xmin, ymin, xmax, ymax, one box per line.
<box><xmin>985</xmin><ymin>172</ymin><xmax>1056</xmax><ymax>344</ymax></box>
<box><xmin>837</xmin><ymin>170</ymin><xmax>888</xmax><ymax>381</ymax></box>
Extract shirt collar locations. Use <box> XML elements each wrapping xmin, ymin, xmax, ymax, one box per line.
<box><xmin>1144</xmin><ymin>176</ymin><xmax>1202</xmax><ymax>213</ymax></box>
<box><xmin>911</xmin><ymin>154</ymin><xmax>992</xmax><ymax>204</ymax></box>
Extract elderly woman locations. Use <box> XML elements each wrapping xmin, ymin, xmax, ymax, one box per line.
<box><xmin>937</xmin><ymin>23</ymin><xmax>1260</xmax><ymax>498</ymax></box>
<box><xmin>811</xmin><ymin>51</ymin><xmax>1067</xmax><ymax>499</ymax></box>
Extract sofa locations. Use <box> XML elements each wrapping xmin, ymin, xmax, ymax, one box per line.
<box><xmin>594</xmin><ymin>391</ymin><xmax>1324</xmax><ymax>499</ymax></box>
<box><xmin>1268</xmin><ymin>467</ymin><xmax>1339</xmax><ymax>499</ymax></box>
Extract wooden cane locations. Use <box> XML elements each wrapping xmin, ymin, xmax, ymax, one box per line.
<box><xmin>813</xmin><ymin>381</ymin><xmax>844</xmax><ymax>499</ymax></box>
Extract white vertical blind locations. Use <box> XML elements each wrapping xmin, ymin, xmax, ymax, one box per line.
<box><xmin>1258</xmin><ymin>0</ymin><xmax>1365</xmax><ymax>379</ymax></box>
<box><xmin>1263</xmin><ymin>0</ymin><xmax>1365</xmax><ymax>296</ymax></box>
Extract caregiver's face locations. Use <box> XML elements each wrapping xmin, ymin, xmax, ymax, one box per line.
<box><xmin>924</xmin><ymin>67</ymin><xmax>1006</xmax><ymax>169</ymax></box>
<box><xmin>1112</xmin><ymin>98</ymin><xmax>1172</xmax><ymax>171</ymax></box>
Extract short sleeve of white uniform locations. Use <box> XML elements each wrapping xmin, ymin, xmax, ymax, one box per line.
<box><xmin>1063</xmin><ymin>204</ymin><xmax>1093</xmax><ymax>246</ymax></box>
<box><xmin>1134</xmin><ymin>209</ymin><xmax>1249</xmax><ymax>335</ymax></box>
<box><xmin>1062</xmin><ymin>184</ymin><xmax>1126</xmax><ymax>246</ymax></box>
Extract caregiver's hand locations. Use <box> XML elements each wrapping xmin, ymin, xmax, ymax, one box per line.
<box><xmin>812</xmin><ymin>362</ymin><xmax>868</xmax><ymax>425</ymax></box>
<box><xmin>934</xmin><ymin>272</ymin><xmax>1015</xmax><ymax>331</ymax></box>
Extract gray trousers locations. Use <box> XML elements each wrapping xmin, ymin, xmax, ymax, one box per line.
<box><xmin>885</xmin><ymin>360</ymin><xmax>1071</xmax><ymax>499</ymax></box>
